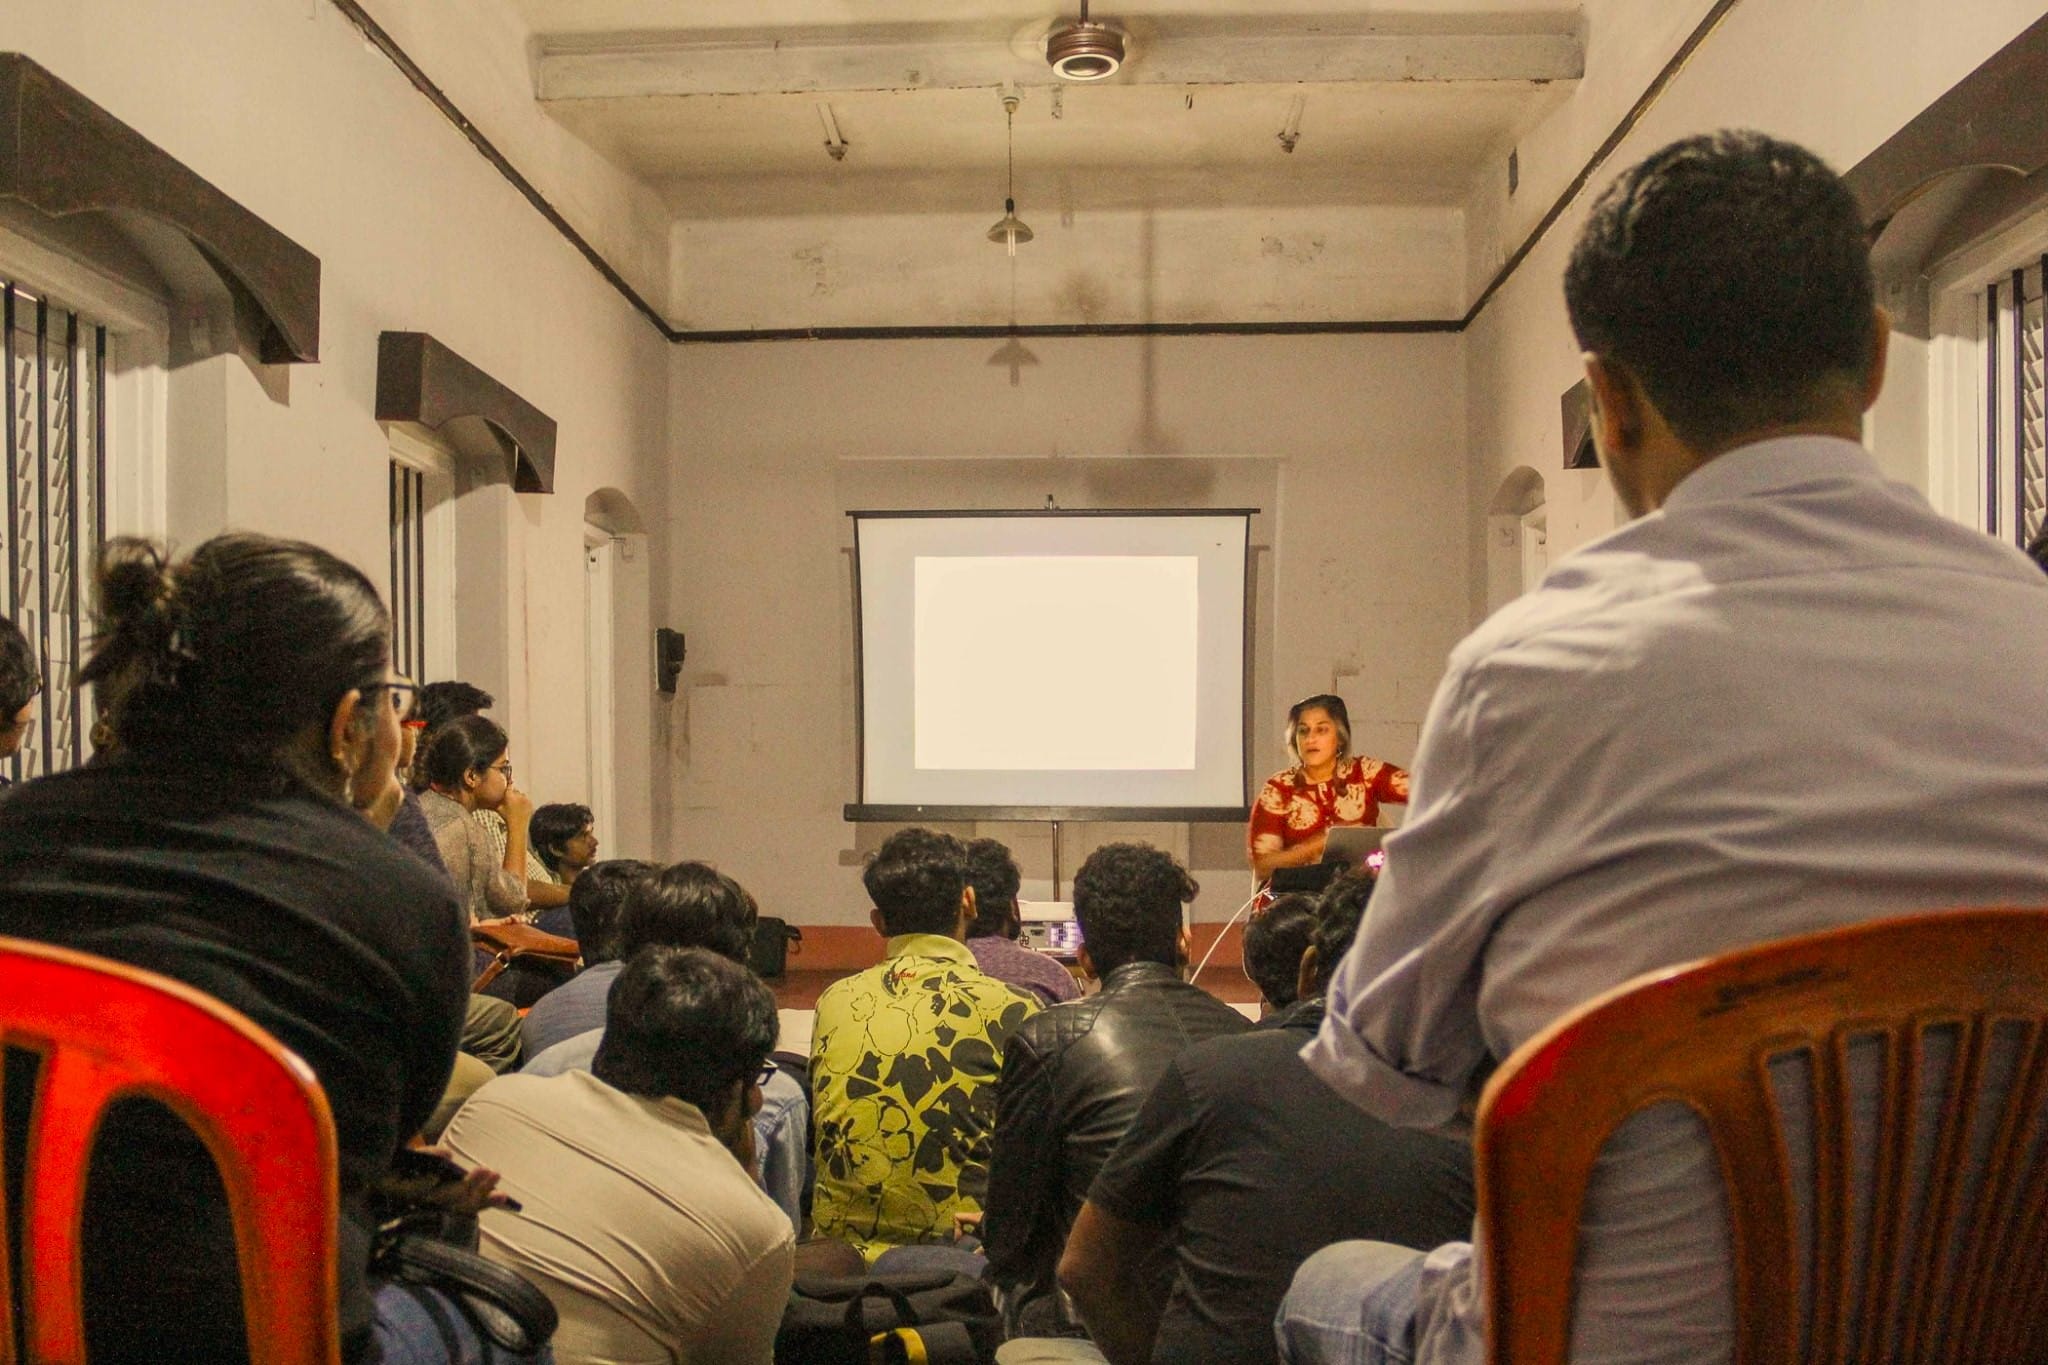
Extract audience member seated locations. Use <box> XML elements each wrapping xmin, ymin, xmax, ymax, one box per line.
<box><xmin>511</xmin><ymin>858</ymin><xmax>649</xmax><ymax>1056</ymax></box>
<box><xmin>523</xmin><ymin>860</ymin><xmax>811</xmax><ymax>1228</ymax></box>
<box><xmin>523</xmin><ymin>859</ymin><xmax>742</xmax><ymax>1056</ymax></box>
<box><xmin>964</xmin><ymin>836</ymin><xmax>1080</xmax><ymax>1007</ymax></box>
<box><xmin>1063</xmin><ymin>871</ymin><xmax>1474</xmax><ymax>1365</ymax></box>
<box><xmin>0</xmin><ymin>532</ymin><xmax>528</xmax><ymax>1363</ymax></box>
<box><xmin>982</xmin><ymin>843</ymin><xmax>1249</xmax><ymax>1338</ymax></box>
<box><xmin>1284</xmin><ymin>131</ymin><xmax>2048</xmax><ymax>1365</ymax></box>
<box><xmin>1240</xmin><ymin>891</ymin><xmax>1317</xmax><ymax>1021</ymax></box>
<box><xmin>408</xmin><ymin>679</ymin><xmax>493</xmax><ymax>788</ymax></box>
<box><xmin>0</xmin><ymin>612</ymin><xmax>39</xmax><ymax>778</ymax></box>
<box><xmin>446</xmin><ymin>946</ymin><xmax>795</xmax><ymax>1364</ymax></box>
<box><xmin>382</xmin><ymin>678</ymin><xmax>446</xmax><ymax>875</ymax></box>
<box><xmin>420</xmin><ymin>715</ymin><xmax>533</xmax><ymax>925</ymax></box>
<box><xmin>526</xmin><ymin>800</ymin><xmax>599</xmax><ymax>933</ymax></box>
<box><xmin>811</xmin><ymin>828</ymin><xmax>1038</xmax><ymax>1263</ymax></box>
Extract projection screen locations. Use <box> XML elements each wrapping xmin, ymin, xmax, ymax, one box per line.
<box><xmin>849</xmin><ymin>510</ymin><xmax>1252</xmax><ymax>820</ymax></box>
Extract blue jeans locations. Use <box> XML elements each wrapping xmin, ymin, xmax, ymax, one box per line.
<box><xmin>372</xmin><ymin>1280</ymin><xmax>554</xmax><ymax>1364</ymax></box>
<box><xmin>869</xmin><ymin>1240</ymin><xmax>989</xmax><ymax>1280</ymax></box>
<box><xmin>1274</xmin><ymin>1240</ymin><xmax>1426</xmax><ymax>1365</ymax></box>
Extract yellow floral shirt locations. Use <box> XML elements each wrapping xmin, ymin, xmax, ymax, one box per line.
<box><xmin>810</xmin><ymin>933</ymin><xmax>1039</xmax><ymax>1259</ymax></box>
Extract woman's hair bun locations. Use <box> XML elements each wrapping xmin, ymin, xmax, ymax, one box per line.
<box><xmin>96</xmin><ymin>538</ymin><xmax>174</xmax><ymax>625</ymax></box>
<box><xmin>88</xmin><ymin>538</ymin><xmax>186</xmax><ymax>683</ymax></box>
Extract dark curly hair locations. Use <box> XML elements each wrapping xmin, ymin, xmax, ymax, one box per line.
<box><xmin>1565</xmin><ymin>130</ymin><xmax>1877</xmax><ymax>453</ymax></box>
<box><xmin>567</xmin><ymin>858</ymin><xmax>655</xmax><ymax>966</ymax></box>
<box><xmin>530</xmin><ymin>802</ymin><xmax>593</xmax><ymax>876</ymax></box>
<box><xmin>1243</xmin><ymin>893</ymin><xmax>1318</xmax><ymax>1007</ymax></box>
<box><xmin>616</xmin><ymin>861</ymin><xmax>759</xmax><ymax>965</ymax></box>
<box><xmin>964</xmin><ymin>837</ymin><xmax>1023</xmax><ymax>939</ymax></box>
<box><xmin>1071</xmin><ymin>842</ymin><xmax>1193</xmax><ymax>975</ymax></box>
<box><xmin>0</xmin><ymin>614</ymin><xmax>39</xmax><ymax>722</ymax></box>
<box><xmin>1306</xmin><ymin>868</ymin><xmax>1375</xmax><ymax>995</ymax></box>
<box><xmin>864</xmin><ymin>827</ymin><xmax>968</xmax><ymax>937</ymax></box>
<box><xmin>593</xmin><ymin>946</ymin><xmax>778</xmax><ymax>1112</ymax></box>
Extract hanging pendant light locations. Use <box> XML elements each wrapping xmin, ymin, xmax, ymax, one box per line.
<box><xmin>987</xmin><ymin>94</ymin><xmax>1033</xmax><ymax>256</ymax></box>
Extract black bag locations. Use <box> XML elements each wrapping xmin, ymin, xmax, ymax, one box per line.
<box><xmin>775</xmin><ymin>1270</ymin><xmax>999</xmax><ymax>1365</ymax></box>
<box><xmin>370</xmin><ymin>1211</ymin><xmax>559</xmax><ymax>1356</ymax></box>
<box><xmin>751</xmin><ymin>916</ymin><xmax>803</xmax><ymax>979</ymax></box>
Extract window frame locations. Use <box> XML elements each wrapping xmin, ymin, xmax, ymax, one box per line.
<box><xmin>386</xmin><ymin>424</ymin><xmax>460</xmax><ymax>685</ymax></box>
<box><xmin>1927</xmin><ymin>202</ymin><xmax>2048</xmax><ymax>541</ymax></box>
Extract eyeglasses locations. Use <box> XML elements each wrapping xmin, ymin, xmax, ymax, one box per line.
<box><xmin>486</xmin><ymin>760</ymin><xmax>513</xmax><ymax>779</ymax></box>
<box><xmin>755</xmin><ymin>1060</ymin><xmax>778</xmax><ymax>1088</ymax></box>
<box><xmin>363</xmin><ymin>680</ymin><xmax>420</xmax><ymax>723</ymax></box>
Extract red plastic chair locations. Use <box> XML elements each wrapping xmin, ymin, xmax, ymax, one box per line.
<box><xmin>0</xmin><ymin>935</ymin><xmax>341</xmax><ymax>1364</ymax></box>
<box><xmin>1476</xmin><ymin>908</ymin><xmax>2048</xmax><ymax>1364</ymax></box>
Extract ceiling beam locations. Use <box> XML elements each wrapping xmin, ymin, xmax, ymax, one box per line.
<box><xmin>537</xmin><ymin>26</ymin><xmax>1583</xmax><ymax>102</ymax></box>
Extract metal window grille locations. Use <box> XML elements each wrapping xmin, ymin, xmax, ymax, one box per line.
<box><xmin>2</xmin><ymin>280</ymin><xmax>105</xmax><ymax>782</ymax></box>
<box><xmin>388</xmin><ymin>461</ymin><xmax>427</xmax><ymax>680</ymax></box>
<box><xmin>1984</xmin><ymin>261</ymin><xmax>2048</xmax><ymax>550</ymax></box>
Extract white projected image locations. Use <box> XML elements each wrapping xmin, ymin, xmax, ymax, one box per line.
<box><xmin>914</xmin><ymin>555</ymin><xmax>1199</xmax><ymax>771</ymax></box>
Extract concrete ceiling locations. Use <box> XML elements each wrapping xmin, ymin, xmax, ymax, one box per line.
<box><xmin>502</xmin><ymin>2</ymin><xmax>1589</xmax><ymax>327</ymax></box>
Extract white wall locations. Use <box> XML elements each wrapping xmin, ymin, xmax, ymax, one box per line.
<box><xmin>1463</xmin><ymin>0</ymin><xmax>2048</xmax><ymax>619</ymax></box>
<box><xmin>665</xmin><ymin>332</ymin><xmax>1467</xmax><ymax>930</ymax></box>
<box><xmin>671</xmin><ymin>203</ymin><xmax>1468</xmax><ymax>330</ymax></box>
<box><xmin>0</xmin><ymin>0</ymin><xmax>672</xmax><ymax>840</ymax></box>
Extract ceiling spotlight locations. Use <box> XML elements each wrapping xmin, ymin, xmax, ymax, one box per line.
<box><xmin>987</xmin><ymin>94</ymin><xmax>1034</xmax><ymax>256</ymax></box>
<box><xmin>1046</xmin><ymin>0</ymin><xmax>1124</xmax><ymax>81</ymax></box>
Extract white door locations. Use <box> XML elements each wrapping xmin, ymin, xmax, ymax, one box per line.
<box><xmin>584</xmin><ymin>531</ymin><xmax>618</xmax><ymax>845</ymax></box>
<box><xmin>1518</xmin><ymin>506</ymin><xmax>1550</xmax><ymax>593</ymax></box>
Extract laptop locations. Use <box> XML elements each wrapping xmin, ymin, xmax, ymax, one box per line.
<box><xmin>1268</xmin><ymin>826</ymin><xmax>1386</xmax><ymax>896</ymax></box>
<box><xmin>1321</xmin><ymin>825</ymin><xmax>1386</xmax><ymax>867</ymax></box>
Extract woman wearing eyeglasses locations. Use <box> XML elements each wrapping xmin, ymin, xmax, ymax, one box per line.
<box><xmin>0</xmin><ymin>533</ymin><xmax>540</xmax><ymax>1364</ymax></box>
<box><xmin>420</xmin><ymin>714</ymin><xmax>534</xmax><ymax>926</ymax></box>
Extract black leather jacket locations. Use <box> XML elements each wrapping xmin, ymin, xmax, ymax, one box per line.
<box><xmin>981</xmin><ymin>960</ymin><xmax>1251</xmax><ymax>1333</ymax></box>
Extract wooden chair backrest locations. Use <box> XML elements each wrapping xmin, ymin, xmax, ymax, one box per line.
<box><xmin>1476</xmin><ymin>908</ymin><xmax>2048</xmax><ymax>1365</ymax></box>
<box><xmin>0</xmin><ymin>935</ymin><xmax>341</xmax><ymax>1365</ymax></box>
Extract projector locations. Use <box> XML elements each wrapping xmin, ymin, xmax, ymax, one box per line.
<box><xmin>1019</xmin><ymin>900</ymin><xmax>1081</xmax><ymax>959</ymax></box>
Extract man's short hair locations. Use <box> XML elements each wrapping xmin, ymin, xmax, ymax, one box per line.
<box><xmin>1308</xmin><ymin>869</ymin><xmax>1375</xmax><ymax>996</ymax></box>
<box><xmin>416</xmin><ymin>680</ymin><xmax>493</xmax><ymax>731</ymax></box>
<box><xmin>616</xmin><ymin>862</ymin><xmax>759</xmax><ymax>965</ymax></box>
<box><xmin>529</xmin><ymin>802</ymin><xmax>593</xmax><ymax>876</ymax></box>
<box><xmin>864</xmin><ymin>828</ymin><xmax>968</xmax><ymax>937</ymax></box>
<box><xmin>568</xmin><ymin>859</ymin><xmax>656</xmax><ymax>965</ymax></box>
<box><xmin>1071</xmin><ymin>842</ymin><xmax>1192</xmax><ymax>975</ymax></box>
<box><xmin>1243</xmin><ymin>893</ymin><xmax>1318</xmax><ymax>1007</ymax></box>
<box><xmin>592</xmin><ymin>946</ymin><xmax>777</xmax><ymax>1112</ymax></box>
<box><xmin>0</xmin><ymin>616</ymin><xmax>38</xmax><ymax>719</ymax></box>
<box><xmin>1564</xmin><ymin>130</ymin><xmax>1877</xmax><ymax>453</ymax></box>
<box><xmin>963</xmin><ymin>837</ymin><xmax>1022</xmax><ymax>938</ymax></box>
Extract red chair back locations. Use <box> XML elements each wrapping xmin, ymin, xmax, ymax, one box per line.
<box><xmin>0</xmin><ymin>935</ymin><xmax>341</xmax><ymax>1364</ymax></box>
<box><xmin>1477</xmin><ymin>908</ymin><xmax>2048</xmax><ymax>1364</ymax></box>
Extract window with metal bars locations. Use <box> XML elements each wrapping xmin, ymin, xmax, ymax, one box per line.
<box><xmin>2</xmin><ymin>279</ymin><xmax>106</xmax><ymax>782</ymax></box>
<box><xmin>389</xmin><ymin>460</ymin><xmax>428</xmax><ymax>681</ymax></box>
<box><xmin>387</xmin><ymin>434</ymin><xmax>457</xmax><ymax>686</ymax></box>
<box><xmin>1982</xmin><ymin>261</ymin><xmax>2048</xmax><ymax>551</ymax></box>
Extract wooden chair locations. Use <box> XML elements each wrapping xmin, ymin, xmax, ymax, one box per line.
<box><xmin>470</xmin><ymin>919</ymin><xmax>580</xmax><ymax>993</ymax></box>
<box><xmin>1476</xmin><ymin>908</ymin><xmax>2048</xmax><ymax>1364</ymax></box>
<box><xmin>0</xmin><ymin>935</ymin><xmax>341</xmax><ymax>1364</ymax></box>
